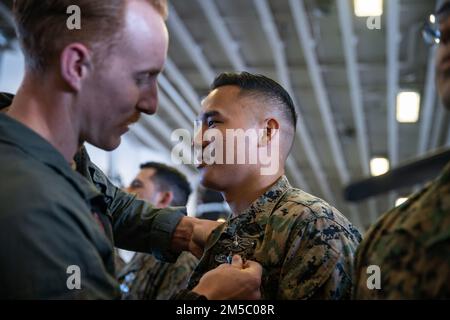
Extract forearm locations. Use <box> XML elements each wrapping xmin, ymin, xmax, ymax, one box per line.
<box><xmin>110</xmin><ymin>190</ymin><xmax>186</xmax><ymax>261</ymax></box>
<box><xmin>74</xmin><ymin>146</ymin><xmax>186</xmax><ymax>261</ymax></box>
<box><xmin>171</xmin><ymin>216</ymin><xmax>223</xmax><ymax>259</ymax></box>
<box><xmin>170</xmin><ymin>216</ymin><xmax>195</xmax><ymax>253</ymax></box>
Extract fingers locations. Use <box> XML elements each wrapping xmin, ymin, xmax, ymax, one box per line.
<box><xmin>243</xmin><ymin>260</ymin><xmax>263</xmax><ymax>278</ymax></box>
<box><xmin>230</xmin><ymin>256</ymin><xmax>263</xmax><ymax>289</ymax></box>
<box><xmin>231</xmin><ymin>254</ymin><xmax>243</xmax><ymax>268</ymax></box>
<box><xmin>230</xmin><ymin>256</ymin><xmax>262</xmax><ymax>276</ymax></box>
<box><xmin>243</xmin><ymin>260</ymin><xmax>262</xmax><ymax>300</ymax></box>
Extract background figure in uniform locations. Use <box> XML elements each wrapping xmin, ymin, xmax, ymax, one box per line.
<box><xmin>353</xmin><ymin>2</ymin><xmax>450</xmax><ymax>299</ymax></box>
<box><xmin>118</xmin><ymin>162</ymin><xmax>198</xmax><ymax>300</ymax></box>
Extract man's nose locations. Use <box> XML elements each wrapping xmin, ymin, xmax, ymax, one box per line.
<box><xmin>137</xmin><ymin>84</ymin><xmax>158</xmax><ymax>115</ymax></box>
<box><xmin>193</xmin><ymin>124</ymin><xmax>208</xmax><ymax>148</ymax></box>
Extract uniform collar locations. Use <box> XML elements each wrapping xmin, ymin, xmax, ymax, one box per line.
<box><xmin>238</xmin><ymin>175</ymin><xmax>291</xmax><ymax>218</ymax></box>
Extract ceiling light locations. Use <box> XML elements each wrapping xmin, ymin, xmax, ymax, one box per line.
<box><xmin>370</xmin><ymin>157</ymin><xmax>389</xmax><ymax>176</ymax></box>
<box><xmin>429</xmin><ymin>14</ymin><xmax>436</xmax><ymax>24</ymax></box>
<box><xmin>354</xmin><ymin>0</ymin><xmax>383</xmax><ymax>17</ymax></box>
<box><xmin>395</xmin><ymin>197</ymin><xmax>408</xmax><ymax>207</ymax></box>
<box><xmin>396</xmin><ymin>91</ymin><xmax>421</xmax><ymax>123</ymax></box>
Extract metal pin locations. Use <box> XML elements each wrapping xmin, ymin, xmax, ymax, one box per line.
<box><xmin>226</xmin><ymin>251</ymin><xmax>233</xmax><ymax>264</ymax></box>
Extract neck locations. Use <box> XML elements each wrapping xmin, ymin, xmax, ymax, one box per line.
<box><xmin>223</xmin><ymin>171</ymin><xmax>284</xmax><ymax>216</ymax></box>
<box><xmin>6</xmin><ymin>73</ymin><xmax>80</xmax><ymax>162</ymax></box>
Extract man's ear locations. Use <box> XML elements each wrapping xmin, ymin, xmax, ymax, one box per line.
<box><xmin>60</xmin><ymin>43</ymin><xmax>93</xmax><ymax>92</ymax></box>
<box><xmin>157</xmin><ymin>191</ymin><xmax>174</xmax><ymax>208</ymax></box>
<box><xmin>259</xmin><ymin>118</ymin><xmax>280</xmax><ymax>147</ymax></box>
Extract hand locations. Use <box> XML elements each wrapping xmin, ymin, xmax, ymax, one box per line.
<box><xmin>190</xmin><ymin>218</ymin><xmax>223</xmax><ymax>258</ymax></box>
<box><xmin>171</xmin><ymin>216</ymin><xmax>223</xmax><ymax>258</ymax></box>
<box><xmin>192</xmin><ymin>255</ymin><xmax>262</xmax><ymax>300</ymax></box>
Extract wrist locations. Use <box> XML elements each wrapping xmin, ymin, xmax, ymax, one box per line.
<box><xmin>192</xmin><ymin>284</ymin><xmax>214</xmax><ymax>300</ymax></box>
<box><xmin>171</xmin><ymin>289</ymin><xmax>208</xmax><ymax>300</ymax></box>
<box><xmin>170</xmin><ymin>216</ymin><xmax>194</xmax><ymax>253</ymax></box>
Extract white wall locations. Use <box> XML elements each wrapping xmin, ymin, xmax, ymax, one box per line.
<box><xmin>0</xmin><ymin>41</ymin><xmax>24</xmax><ymax>94</ymax></box>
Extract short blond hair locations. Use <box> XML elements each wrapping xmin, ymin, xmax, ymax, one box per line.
<box><xmin>13</xmin><ymin>0</ymin><xmax>168</xmax><ymax>72</ymax></box>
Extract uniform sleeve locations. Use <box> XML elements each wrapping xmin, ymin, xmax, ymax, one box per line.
<box><xmin>353</xmin><ymin>229</ymin><xmax>450</xmax><ymax>299</ymax></box>
<box><xmin>170</xmin><ymin>289</ymin><xmax>207</xmax><ymax>300</ymax></box>
<box><xmin>157</xmin><ymin>253</ymin><xmax>199</xmax><ymax>299</ymax></box>
<box><xmin>278</xmin><ymin>217</ymin><xmax>354</xmax><ymax>300</ymax></box>
<box><xmin>74</xmin><ymin>147</ymin><xmax>185</xmax><ymax>262</ymax></box>
<box><xmin>0</xmin><ymin>202</ymin><xmax>119</xmax><ymax>299</ymax></box>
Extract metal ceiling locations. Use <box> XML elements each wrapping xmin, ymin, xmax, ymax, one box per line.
<box><xmin>0</xmin><ymin>0</ymin><xmax>447</xmax><ymax>231</ymax></box>
<box><xmin>159</xmin><ymin>0</ymin><xmax>445</xmax><ymax>230</ymax></box>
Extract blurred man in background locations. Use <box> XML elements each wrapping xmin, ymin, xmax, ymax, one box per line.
<box><xmin>118</xmin><ymin>162</ymin><xmax>198</xmax><ymax>300</ymax></box>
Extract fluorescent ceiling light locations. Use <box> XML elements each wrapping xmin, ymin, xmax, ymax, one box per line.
<box><xmin>396</xmin><ymin>91</ymin><xmax>421</xmax><ymax>123</ymax></box>
<box><xmin>429</xmin><ymin>14</ymin><xmax>436</xmax><ymax>24</ymax></box>
<box><xmin>395</xmin><ymin>197</ymin><xmax>408</xmax><ymax>207</ymax></box>
<box><xmin>354</xmin><ymin>0</ymin><xmax>383</xmax><ymax>17</ymax></box>
<box><xmin>370</xmin><ymin>157</ymin><xmax>389</xmax><ymax>176</ymax></box>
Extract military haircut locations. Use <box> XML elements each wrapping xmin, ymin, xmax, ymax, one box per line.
<box><xmin>140</xmin><ymin>162</ymin><xmax>191</xmax><ymax>207</ymax></box>
<box><xmin>211</xmin><ymin>72</ymin><xmax>298</xmax><ymax>132</ymax></box>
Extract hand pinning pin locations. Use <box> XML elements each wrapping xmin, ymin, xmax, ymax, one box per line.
<box><xmin>226</xmin><ymin>251</ymin><xmax>233</xmax><ymax>264</ymax></box>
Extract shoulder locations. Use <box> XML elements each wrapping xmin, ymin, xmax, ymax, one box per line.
<box><xmin>1</xmin><ymin>158</ymin><xmax>67</xmax><ymax>209</ymax></box>
<box><xmin>357</xmin><ymin>176</ymin><xmax>450</xmax><ymax>262</ymax></box>
<box><xmin>0</xmin><ymin>150</ymin><xmax>92</xmax><ymax>234</ymax></box>
<box><xmin>355</xmin><ymin>180</ymin><xmax>450</xmax><ymax>298</ymax></box>
<box><xmin>271</xmin><ymin>187</ymin><xmax>362</xmax><ymax>245</ymax></box>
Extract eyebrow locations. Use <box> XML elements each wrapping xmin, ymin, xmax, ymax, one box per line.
<box><xmin>199</xmin><ymin>110</ymin><xmax>222</xmax><ymax>122</ymax></box>
<box><xmin>131</xmin><ymin>178</ymin><xmax>143</xmax><ymax>185</ymax></box>
<box><xmin>135</xmin><ymin>68</ymin><xmax>162</xmax><ymax>77</ymax></box>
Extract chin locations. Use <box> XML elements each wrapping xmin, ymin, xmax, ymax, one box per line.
<box><xmin>107</xmin><ymin>139</ymin><xmax>122</xmax><ymax>151</ymax></box>
<box><xmin>92</xmin><ymin>137</ymin><xmax>121</xmax><ymax>151</ymax></box>
<box><xmin>199</xmin><ymin>166</ymin><xmax>225</xmax><ymax>191</ymax></box>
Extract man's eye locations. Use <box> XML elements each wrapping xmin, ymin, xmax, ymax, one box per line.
<box><xmin>130</xmin><ymin>180</ymin><xmax>142</xmax><ymax>188</ymax></box>
<box><xmin>208</xmin><ymin>120</ymin><xmax>219</xmax><ymax>127</ymax></box>
<box><xmin>136</xmin><ymin>73</ymin><xmax>154</xmax><ymax>85</ymax></box>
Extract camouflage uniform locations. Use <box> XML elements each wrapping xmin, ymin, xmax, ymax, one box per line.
<box><xmin>353</xmin><ymin>162</ymin><xmax>450</xmax><ymax>299</ymax></box>
<box><xmin>188</xmin><ymin>176</ymin><xmax>362</xmax><ymax>299</ymax></box>
<box><xmin>118</xmin><ymin>251</ymin><xmax>198</xmax><ymax>300</ymax></box>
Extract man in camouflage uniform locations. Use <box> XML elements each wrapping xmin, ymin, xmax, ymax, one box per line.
<box><xmin>117</xmin><ymin>162</ymin><xmax>198</xmax><ymax>299</ymax></box>
<box><xmin>189</xmin><ymin>72</ymin><xmax>362</xmax><ymax>299</ymax></box>
<box><xmin>353</xmin><ymin>2</ymin><xmax>450</xmax><ymax>299</ymax></box>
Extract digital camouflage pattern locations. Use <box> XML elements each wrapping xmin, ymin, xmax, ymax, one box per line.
<box><xmin>188</xmin><ymin>176</ymin><xmax>362</xmax><ymax>299</ymax></box>
<box><xmin>353</xmin><ymin>162</ymin><xmax>450</xmax><ymax>299</ymax></box>
<box><xmin>118</xmin><ymin>251</ymin><xmax>198</xmax><ymax>300</ymax></box>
